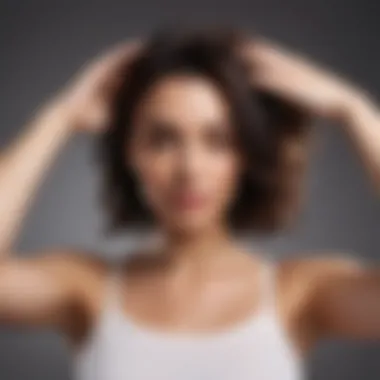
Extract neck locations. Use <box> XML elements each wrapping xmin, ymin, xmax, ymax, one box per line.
<box><xmin>155</xmin><ymin>223</ymin><xmax>239</xmax><ymax>267</ymax></box>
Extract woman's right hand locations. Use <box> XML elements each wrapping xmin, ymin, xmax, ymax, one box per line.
<box><xmin>53</xmin><ymin>39</ymin><xmax>142</xmax><ymax>134</ymax></box>
<box><xmin>0</xmin><ymin>39</ymin><xmax>142</xmax><ymax>256</ymax></box>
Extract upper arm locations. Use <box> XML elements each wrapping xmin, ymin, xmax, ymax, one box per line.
<box><xmin>288</xmin><ymin>254</ymin><xmax>378</xmax><ymax>340</ymax></box>
<box><xmin>0</xmin><ymin>250</ymin><xmax>105</xmax><ymax>331</ymax></box>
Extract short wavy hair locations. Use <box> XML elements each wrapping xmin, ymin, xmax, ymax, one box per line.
<box><xmin>96</xmin><ymin>25</ymin><xmax>313</xmax><ymax>236</ymax></box>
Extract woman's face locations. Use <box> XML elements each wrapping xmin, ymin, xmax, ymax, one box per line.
<box><xmin>127</xmin><ymin>73</ymin><xmax>244</xmax><ymax>234</ymax></box>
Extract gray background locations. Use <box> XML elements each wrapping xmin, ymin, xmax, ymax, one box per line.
<box><xmin>0</xmin><ymin>0</ymin><xmax>380</xmax><ymax>379</ymax></box>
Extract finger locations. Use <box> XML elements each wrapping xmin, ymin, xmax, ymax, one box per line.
<box><xmin>93</xmin><ymin>39</ymin><xmax>143</xmax><ymax>74</ymax></box>
<box><xmin>87</xmin><ymin>42</ymin><xmax>143</xmax><ymax>91</ymax></box>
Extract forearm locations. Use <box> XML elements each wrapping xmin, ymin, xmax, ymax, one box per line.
<box><xmin>0</xmin><ymin>98</ymin><xmax>75</xmax><ymax>254</ymax></box>
<box><xmin>340</xmin><ymin>94</ymin><xmax>380</xmax><ymax>192</ymax></box>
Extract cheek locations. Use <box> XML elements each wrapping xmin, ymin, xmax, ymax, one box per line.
<box><xmin>133</xmin><ymin>151</ymin><xmax>176</xmax><ymax>198</ymax></box>
<box><xmin>208</xmin><ymin>154</ymin><xmax>242</xmax><ymax>200</ymax></box>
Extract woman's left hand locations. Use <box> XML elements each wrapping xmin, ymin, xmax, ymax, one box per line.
<box><xmin>240</xmin><ymin>37</ymin><xmax>368</xmax><ymax>122</ymax></box>
<box><xmin>240</xmin><ymin>36</ymin><xmax>380</xmax><ymax>192</ymax></box>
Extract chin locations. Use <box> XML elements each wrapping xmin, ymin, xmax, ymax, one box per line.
<box><xmin>166</xmin><ymin>215</ymin><xmax>216</xmax><ymax>235</ymax></box>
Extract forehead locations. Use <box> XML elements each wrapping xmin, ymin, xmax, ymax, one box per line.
<box><xmin>133</xmin><ymin>73</ymin><xmax>232</xmax><ymax>125</ymax></box>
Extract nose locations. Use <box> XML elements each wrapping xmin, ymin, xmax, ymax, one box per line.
<box><xmin>176</xmin><ymin>144</ymin><xmax>204</xmax><ymax>182</ymax></box>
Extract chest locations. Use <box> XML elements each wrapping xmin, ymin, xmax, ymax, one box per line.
<box><xmin>74</xmin><ymin>312</ymin><xmax>304</xmax><ymax>380</ymax></box>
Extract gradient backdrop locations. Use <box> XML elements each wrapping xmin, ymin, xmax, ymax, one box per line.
<box><xmin>0</xmin><ymin>0</ymin><xmax>379</xmax><ymax>379</ymax></box>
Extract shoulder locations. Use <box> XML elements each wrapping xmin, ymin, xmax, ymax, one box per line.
<box><xmin>272</xmin><ymin>252</ymin><xmax>367</xmax><ymax>350</ymax></box>
<box><xmin>27</xmin><ymin>247</ymin><xmax>109</xmax><ymax>275</ymax></box>
<box><xmin>276</xmin><ymin>251</ymin><xmax>366</xmax><ymax>289</ymax></box>
<box><xmin>19</xmin><ymin>247</ymin><xmax>112</xmax><ymax>301</ymax></box>
<box><xmin>29</xmin><ymin>248</ymin><xmax>115</xmax><ymax>343</ymax></box>
<box><xmin>275</xmin><ymin>251</ymin><xmax>366</xmax><ymax>305</ymax></box>
<box><xmin>276</xmin><ymin>253</ymin><xmax>366</xmax><ymax>325</ymax></box>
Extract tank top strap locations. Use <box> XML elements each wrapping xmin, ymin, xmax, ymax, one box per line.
<box><xmin>258</xmin><ymin>257</ymin><xmax>278</xmax><ymax>313</ymax></box>
<box><xmin>103</xmin><ymin>262</ymin><xmax>124</xmax><ymax>311</ymax></box>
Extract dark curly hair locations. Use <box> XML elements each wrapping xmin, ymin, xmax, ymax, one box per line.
<box><xmin>96</xmin><ymin>25</ymin><xmax>313</xmax><ymax>236</ymax></box>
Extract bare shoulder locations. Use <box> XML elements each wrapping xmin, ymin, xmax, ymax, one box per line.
<box><xmin>273</xmin><ymin>252</ymin><xmax>366</xmax><ymax>352</ymax></box>
<box><xmin>28</xmin><ymin>248</ymin><xmax>113</xmax><ymax>343</ymax></box>
<box><xmin>275</xmin><ymin>251</ymin><xmax>366</xmax><ymax>311</ymax></box>
<box><xmin>33</xmin><ymin>248</ymin><xmax>112</xmax><ymax>303</ymax></box>
<box><xmin>0</xmin><ymin>247</ymin><xmax>110</xmax><ymax>290</ymax></box>
<box><xmin>276</xmin><ymin>252</ymin><xmax>365</xmax><ymax>288</ymax></box>
<box><xmin>21</xmin><ymin>247</ymin><xmax>108</xmax><ymax>277</ymax></box>
<box><xmin>0</xmin><ymin>247</ymin><xmax>113</xmax><ymax>345</ymax></box>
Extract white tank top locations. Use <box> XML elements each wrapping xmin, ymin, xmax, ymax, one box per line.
<box><xmin>72</xmin><ymin>257</ymin><xmax>304</xmax><ymax>380</ymax></box>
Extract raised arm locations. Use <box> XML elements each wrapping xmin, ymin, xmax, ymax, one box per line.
<box><xmin>0</xmin><ymin>40</ymin><xmax>141</xmax><ymax>255</ymax></box>
<box><xmin>0</xmin><ymin>100</ymin><xmax>74</xmax><ymax>254</ymax></box>
<box><xmin>237</xmin><ymin>37</ymin><xmax>380</xmax><ymax>346</ymax></box>
<box><xmin>281</xmin><ymin>256</ymin><xmax>380</xmax><ymax>345</ymax></box>
<box><xmin>239</xmin><ymin>37</ymin><xmax>380</xmax><ymax>192</ymax></box>
<box><xmin>0</xmin><ymin>40</ymin><xmax>141</xmax><ymax>338</ymax></box>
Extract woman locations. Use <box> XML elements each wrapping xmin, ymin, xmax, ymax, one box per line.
<box><xmin>0</xmin><ymin>26</ymin><xmax>379</xmax><ymax>380</ymax></box>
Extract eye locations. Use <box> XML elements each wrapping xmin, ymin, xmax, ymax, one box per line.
<box><xmin>146</xmin><ymin>121</ymin><xmax>177</xmax><ymax>150</ymax></box>
<box><xmin>204</xmin><ymin>125</ymin><xmax>235</xmax><ymax>151</ymax></box>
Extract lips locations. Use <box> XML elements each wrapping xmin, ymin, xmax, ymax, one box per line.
<box><xmin>170</xmin><ymin>192</ymin><xmax>209</xmax><ymax>210</ymax></box>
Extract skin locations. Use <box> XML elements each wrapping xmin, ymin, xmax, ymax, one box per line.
<box><xmin>128</xmin><ymin>73</ymin><xmax>244</xmax><ymax>234</ymax></box>
<box><xmin>0</xmin><ymin>36</ymin><xmax>379</xmax><ymax>361</ymax></box>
